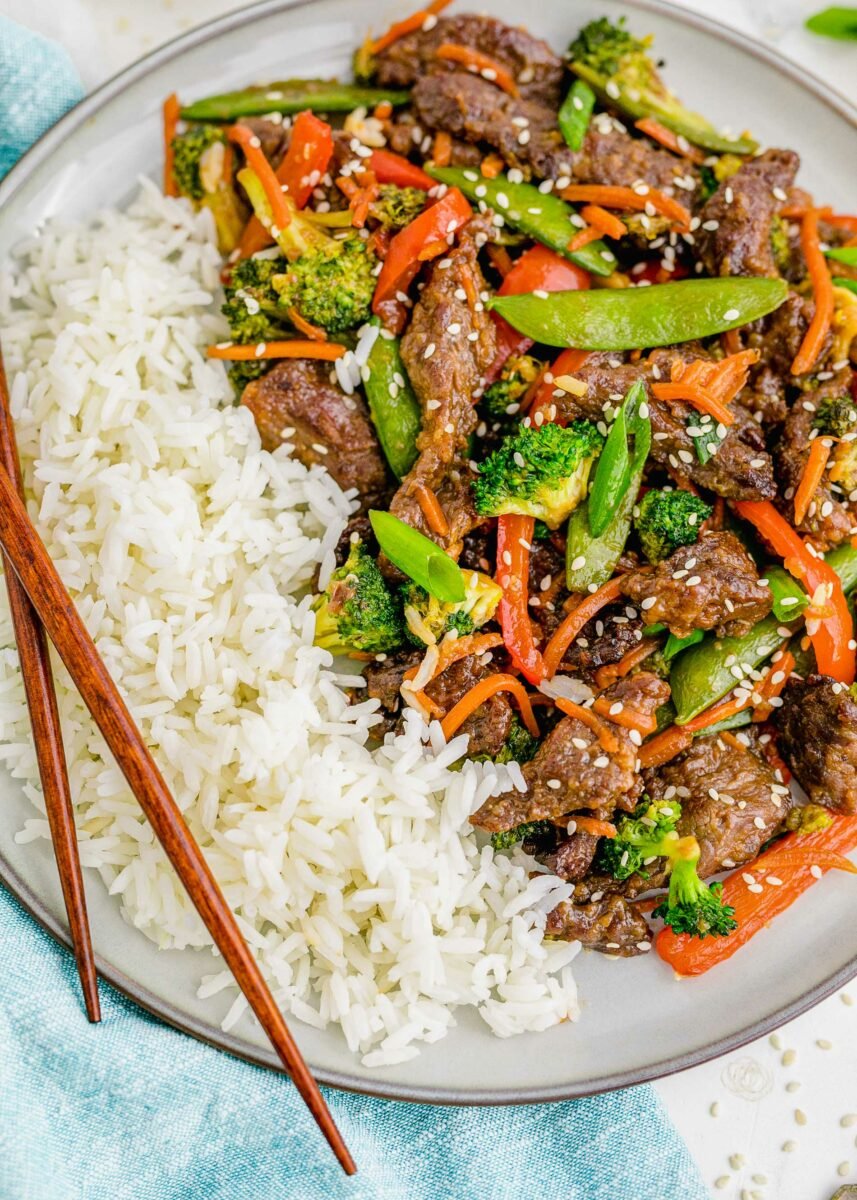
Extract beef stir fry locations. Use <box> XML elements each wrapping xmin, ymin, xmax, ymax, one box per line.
<box><xmin>168</xmin><ymin>4</ymin><xmax>857</xmax><ymax>973</ymax></box>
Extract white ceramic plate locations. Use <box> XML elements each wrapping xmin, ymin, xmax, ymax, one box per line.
<box><xmin>1</xmin><ymin>0</ymin><xmax>856</xmax><ymax>1104</ymax></box>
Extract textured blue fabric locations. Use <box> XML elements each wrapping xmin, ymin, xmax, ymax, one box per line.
<box><xmin>0</xmin><ymin>19</ymin><xmax>708</xmax><ymax>1200</ymax></box>
<box><xmin>0</xmin><ymin>16</ymin><xmax>84</xmax><ymax>179</ymax></box>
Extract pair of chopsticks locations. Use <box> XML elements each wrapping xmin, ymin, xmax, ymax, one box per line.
<box><xmin>0</xmin><ymin>350</ymin><xmax>355</xmax><ymax>1176</ymax></box>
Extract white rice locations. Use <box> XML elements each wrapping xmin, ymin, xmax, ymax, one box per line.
<box><xmin>0</xmin><ymin>181</ymin><xmax>580</xmax><ymax>1064</ymax></box>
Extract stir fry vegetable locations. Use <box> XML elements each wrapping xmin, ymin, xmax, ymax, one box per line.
<box><xmin>558</xmin><ymin>78</ymin><xmax>596</xmax><ymax>151</ymax></box>
<box><xmin>181</xmin><ymin>80</ymin><xmax>411</xmax><ymax>121</ymax></box>
<box><xmin>369</xmin><ymin>511</ymin><xmax>465</xmax><ymax>604</ymax></box>
<box><xmin>363</xmin><ymin>322</ymin><xmax>421</xmax><ymax>478</ymax></box>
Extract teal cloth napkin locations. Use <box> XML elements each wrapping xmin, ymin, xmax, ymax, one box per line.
<box><xmin>0</xmin><ymin>17</ymin><xmax>708</xmax><ymax>1200</ymax></box>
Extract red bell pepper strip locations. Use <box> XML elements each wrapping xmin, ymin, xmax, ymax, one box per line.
<box><xmin>372</xmin><ymin>187</ymin><xmax>472</xmax><ymax>311</ymax></box>
<box><xmin>734</xmin><ymin>499</ymin><xmax>856</xmax><ymax>684</ymax></box>
<box><xmin>657</xmin><ymin>816</ymin><xmax>857</xmax><ymax>975</ymax></box>
<box><xmin>369</xmin><ymin>149</ymin><xmax>434</xmax><ymax>191</ymax></box>
<box><xmin>495</xmin><ymin>514</ymin><xmax>547</xmax><ymax>685</ymax></box>
<box><xmin>234</xmin><ymin>111</ymin><xmax>333</xmax><ymax>260</ymax></box>
<box><xmin>487</xmin><ymin>245</ymin><xmax>590</xmax><ymax>381</ymax></box>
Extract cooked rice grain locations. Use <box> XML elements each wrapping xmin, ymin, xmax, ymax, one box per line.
<box><xmin>0</xmin><ymin>183</ymin><xmax>579</xmax><ymax>1063</ymax></box>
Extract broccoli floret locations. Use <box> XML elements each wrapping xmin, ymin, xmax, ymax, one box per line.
<box><xmin>224</xmin><ymin>358</ymin><xmax>269</xmax><ymax>396</ymax></box>
<box><xmin>601</xmin><ymin>798</ymin><xmax>737</xmax><ymax>939</ymax></box>
<box><xmin>532</xmin><ymin>520</ymin><xmax>552</xmax><ymax>540</ymax></box>
<box><xmin>172</xmin><ymin>125</ymin><xmax>247</xmax><ymax>253</ymax></box>
<box><xmin>568</xmin><ymin>18</ymin><xmax>756</xmax><ymax>156</ymax></box>
<box><xmin>480</xmin><ymin>354</ymin><xmax>542</xmax><ymax>422</ymax></box>
<box><xmin>494</xmin><ymin>721</ymin><xmax>540</xmax><ymax>766</ymax></box>
<box><xmin>490</xmin><ymin>819</ymin><xmax>553</xmax><ymax>851</ymax></box>
<box><xmin>785</xmin><ymin>803</ymin><xmax>834</xmax><ymax>836</ymax></box>
<box><xmin>814</xmin><ymin>391</ymin><xmax>857</xmax><ymax>438</ymax></box>
<box><xmin>769</xmin><ymin>214</ymin><xmax>791</xmax><ymax>276</ymax></box>
<box><xmin>222</xmin><ymin>255</ymin><xmax>291</xmax><ymax>345</ymax></box>
<box><xmin>371</xmin><ymin>184</ymin><xmax>427</xmax><ymax>230</ymax></box>
<box><xmin>313</xmin><ymin>541</ymin><xmax>404</xmax><ymax>654</ymax></box>
<box><xmin>473</xmin><ymin>420</ymin><xmax>603</xmax><ymax>529</ymax></box>
<box><xmin>400</xmin><ymin>569</ymin><xmax>502</xmax><ymax>647</ymax></box>
<box><xmin>238</xmin><ymin>165</ymin><xmax>377</xmax><ymax>334</ymax></box>
<box><xmin>634</xmin><ymin>488</ymin><xmax>712</xmax><ymax>564</ymax></box>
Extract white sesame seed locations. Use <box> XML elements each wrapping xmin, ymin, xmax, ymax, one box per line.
<box><xmin>641</xmin><ymin>596</ymin><xmax>657</xmax><ymax>610</ymax></box>
<box><xmin>571</xmin><ymin>555</ymin><xmax>587</xmax><ymax>571</ymax></box>
<box><xmin>794</xmin><ymin>1108</ymin><xmax>807</xmax><ymax>1126</ymax></box>
<box><xmin>593</xmin><ymin>755</ymin><xmax>609</xmax><ymax>768</ymax></box>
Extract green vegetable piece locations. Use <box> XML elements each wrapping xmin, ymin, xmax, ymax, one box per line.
<box><xmin>312</xmin><ymin>540</ymin><xmax>404</xmax><ymax>654</ymax></box>
<box><xmin>588</xmin><ymin>381</ymin><xmax>650</xmax><ymax>537</ymax></box>
<box><xmin>832</xmin><ymin>277</ymin><xmax>857</xmax><ymax>296</ymax></box>
<box><xmin>490</xmin><ymin>277</ymin><xmax>789</xmax><ymax>350</ymax></box>
<box><xmin>687</xmin><ymin>410</ymin><xmax>725</xmax><ymax>465</ymax></box>
<box><xmin>490</xmin><ymin>819</ymin><xmax>553</xmax><ymax>851</ymax></box>
<box><xmin>180</xmin><ymin>80</ymin><xmax>411</xmax><ymax>122</ymax></box>
<box><xmin>400</xmin><ymin>571</ymin><xmax>501</xmax><ymax>647</ymax></box>
<box><xmin>670</xmin><ymin>615</ymin><xmax>787</xmax><ymax>725</ymax></box>
<box><xmin>785</xmin><ymin>803</ymin><xmax>834</xmax><ymax>834</ymax></box>
<box><xmin>171</xmin><ymin>125</ymin><xmax>247</xmax><ymax>252</ymax></box>
<box><xmin>765</xmin><ymin>565</ymin><xmax>809</xmax><ymax>622</ymax></box>
<box><xmin>493</xmin><ymin>721</ymin><xmax>541</xmax><ymax>766</ymax></box>
<box><xmin>663</xmin><ymin>629</ymin><xmax>704</xmax><ymax>661</ymax></box>
<box><xmin>805</xmin><ymin>6</ymin><xmax>857</xmax><ymax>39</ymax></box>
<box><xmin>222</xmin><ymin>254</ymin><xmax>290</xmax><ymax>346</ymax></box>
<box><xmin>369</xmin><ymin>511</ymin><xmax>465</xmax><ymax>604</ymax></box>
<box><xmin>653</xmin><ymin>871</ymin><xmax>737</xmax><ymax>939</ymax></box>
<box><xmin>826</xmin><ymin>246</ymin><xmax>857</xmax><ymax>266</ymax></box>
<box><xmin>364</xmin><ymin>321</ymin><xmax>421</xmax><ymax>479</ymax></box>
<box><xmin>371</xmin><ymin>185</ymin><xmax>428</xmax><ymax>231</ymax></box>
<box><xmin>635</xmin><ymin>489</ymin><xmax>712</xmax><ymax>564</ymax></box>
<box><xmin>425</xmin><ymin>164</ymin><xmax>617</xmax><ymax>277</ymax></box>
<box><xmin>473</xmin><ymin>420</ymin><xmax>604</xmax><ymax>529</ymax></box>
<box><xmin>568</xmin><ymin>17</ymin><xmax>758</xmax><ymax>155</ymax></box>
<box><xmin>558</xmin><ymin>78</ymin><xmax>596</xmax><ymax>152</ymax></box>
<box><xmin>825</xmin><ymin>541</ymin><xmax>857</xmax><ymax>594</ymax></box>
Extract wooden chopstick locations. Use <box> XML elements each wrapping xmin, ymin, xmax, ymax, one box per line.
<box><xmin>0</xmin><ymin>356</ymin><xmax>355</xmax><ymax>1175</ymax></box>
<box><xmin>0</xmin><ymin>354</ymin><xmax>101</xmax><ymax>1022</ymax></box>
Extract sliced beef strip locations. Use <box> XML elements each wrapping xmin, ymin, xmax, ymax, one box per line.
<box><xmin>695</xmin><ymin>149</ymin><xmax>799</xmax><ymax>277</ymax></box>
<box><xmin>387</xmin><ymin>216</ymin><xmax>497</xmax><ymax>558</ymax></box>
<box><xmin>412</xmin><ymin>72</ymin><xmax>699</xmax><ymax>192</ymax></box>
<box><xmin>241</xmin><ymin>361</ymin><xmax>390</xmax><ymax>507</ymax></box>
<box><xmin>775</xmin><ymin>674</ymin><xmax>857</xmax><ymax>814</ymax></box>
<box><xmin>364</xmin><ymin>649</ymin><xmax>422</xmax><ymax>712</ymax></box>
<box><xmin>424</xmin><ymin>655</ymin><xmax>515</xmax><ymax>759</ymax></box>
<box><xmin>556</xmin><ymin>351</ymin><xmax>777</xmax><ymax>501</ymax></box>
<box><xmin>471</xmin><ymin>672</ymin><xmax>669</xmax><ymax>831</ymax></box>
<box><xmin>645</xmin><ymin>731</ymin><xmax>791</xmax><ymax>876</ymax></box>
<box><xmin>774</xmin><ymin>369</ymin><xmax>856</xmax><ymax>551</ymax></box>
<box><xmin>545</xmin><ymin>894</ymin><xmax>651</xmax><ymax>956</ymax></box>
<box><xmin>746</xmin><ymin>290</ymin><xmax>817</xmax><ymax>378</ymax></box>
<box><xmin>621</xmin><ymin>531</ymin><xmax>773</xmax><ymax>640</ymax></box>
<box><xmin>373</xmin><ymin>14</ymin><xmax>565</xmax><ymax>107</ymax></box>
<box><xmin>537</xmin><ymin>829</ymin><xmax>600</xmax><ymax>882</ymax></box>
<box><xmin>385</xmin><ymin>112</ymin><xmax>483</xmax><ymax>169</ymax></box>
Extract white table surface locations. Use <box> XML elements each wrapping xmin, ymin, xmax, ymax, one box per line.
<box><xmin>5</xmin><ymin>0</ymin><xmax>856</xmax><ymax>1195</ymax></box>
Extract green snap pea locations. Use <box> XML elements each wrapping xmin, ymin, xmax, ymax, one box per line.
<box><xmin>571</xmin><ymin>62</ymin><xmax>758</xmax><ymax>156</ymax></box>
<box><xmin>490</xmin><ymin>277</ymin><xmax>789</xmax><ymax>351</ymax></box>
<box><xmin>663</xmin><ymin>629</ymin><xmax>704</xmax><ymax>661</ymax></box>
<box><xmin>180</xmin><ymin>80</ymin><xmax>410</xmax><ymax>121</ymax></box>
<box><xmin>765</xmin><ymin>565</ymin><xmax>808</xmax><ymax>622</ymax></box>
<box><xmin>832</xmin><ymin>277</ymin><xmax>857</xmax><ymax>296</ymax></box>
<box><xmin>369</xmin><ymin>511</ymin><xmax>464</xmax><ymax>604</ymax></box>
<box><xmin>825</xmin><ymin>541</ymin><xmax>857</xmax><ymax>593</ymax></box>
<box><xmin>364</xmin><ymin>321</ymin><xmax>421</xmax><ymax>480</ymax></box>
<box><xmin>805</xmin><ymin>7</ymin><xmax>857</xmax><ymax>40</ymax></box>
<box><xmin>826</xmin><ymin>246</ymin><xmax>857</xmax><ymax>266</ymax></box>
<box><xmin>558</xmin><ymin>79</ymin><xmax>596</xmax><ymax>152</ymax></box>
<box><xmin>424</xmin><ymin>165</ymin><xmax>617</xmax><ymax>277</ymax></box>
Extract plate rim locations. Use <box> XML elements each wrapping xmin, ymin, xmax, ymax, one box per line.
<box><xmin>1</xmin><ymin>0</ymin><xmax>856</xmax><ymax>1105</ymax></box>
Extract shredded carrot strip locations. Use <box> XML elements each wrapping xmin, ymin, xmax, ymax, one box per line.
<box><xmin>637</xmin><ymin>725</ymin><xmax>693</xmax><ymax>769</ymax></box>
<box><xmin>227</xmin><ymin>124</ymin><xmax>291</xmax><ymax>234</ymax></box>
<box><xmin>592</xmin><ymin>695</ymin><xmax>658</xmax><ymax>736</ymax></box>
<box><xmin>486</xmin><ymin>244</ymin><xmax>514</xmax><ymax>278</ymax></box>
<box><xmin>441</xmin><ymin>673</ymin><xmax>539</xmax><ymax>740</ymax></box>
<box><xmin>633</xmin><ymin>117</ymin><xmax>705</xmax><ymax>164</ymax></box>
<box><xmin>567</xmin><ymin>226</ymin><xmax>602</xmax><ymax>252</ymax></box>
<box><xmin>781</xmin><ymin>205</ymin><xmax>857</xmax><ymax>232</ymax></box>
<box><xmin>792</xmin><ymin>208</ymin><xmax>834</xmax><ymax>376</ymax></box>
<box><xmin>554</xmin><ymin>697</ymin><xmax>620</xmax><ymax>753</ymax></box>
<box><xmin>287</xmin><ymin>307</ymin><xmax>328</xmax><ymax>342</ymax></box>
<box><xmin>432</xmin><ymin>130</ymin><xmax>453</xmax><ymax>167</ymax></box>
<box><xmin>579</xmin><ymin>204</ymin><xmax>627</xmax><ymax>240</ymax></box>
<box><xmin>374</xmin><ymin>100</ymin><xmax>394</xmax><ymax>119</ymax></box>
<box><xmin>207</xmin><ymin>340</ymin><xmax>346</xmax><ymax>361</ymax></box>
<box><xmin>573</xmin><ymin>816</ymin><xmax>618</xmax><ymax>839</ymax></box>
<box><xmin>417</xmin><ymin>237</ymin><xmax>450</xmax><ymax>262</ymax></box>
<box><xmin>543</xmin><ymin>576</ymin><xmax>626</xmax><ymax>678</ymax></box>
<box><xmin>412</xmin><ymin>481</ymin><xmax>450</xmax><ymax>538</ymax></box>
<box><xmin>163</xmin><ymin>93</ymin><xmax>181</xmax><ymax>197</ymax></box>
<box><xmin>593</xmin><ymin>639</ymin><xmax>659</xmax><ymax>690</ymax></box>
<box><xmin>651</xmin><ymin>381</ymin><xmax>736</xmax><ymax>427</ymax></box>
<box><xmin>793</xmin><ymin>436</ymin><xmax>833</xmax><ymax>525</ymax></box>
<box><xmin>403</xmin><ymin>632</ymin><xmax>505</xmax><ymax>687</ymax></box>
<box><xmin>719</xmin><ymin>730</ymin><xmax>746</xmax><ymax>754</ymax></box>
<box><xmin>412</xmin><ymin>689</ymin><xmax>445</xmax><ymax>718</ymax></box>
<box><xmin>721</xmin><ymin>327</ymin><xmax>742</xmax><ymax>356</ymax></box>
<box><xmin>435</xmin><ymin>44</ymin><xmax>519</xmax><ymax>96</ymax></box>
<box><xmin>560</xmin><ymin>184</ymin><xmax>692</xmax><ymax>231</ymax></box>
<box><xmin>480</xmin><ymin>153</ymin><xmax>505</xmax><ymax>179</ymax></box>
<box><xmin>370</xmin><ymin>0</ymin><xmax>453</xmax><ymax>54</ymax></box>
<box><xmin>336</xmin><ymin>170</ymin><xmax>379</xmax><ymax>228</ymax></box>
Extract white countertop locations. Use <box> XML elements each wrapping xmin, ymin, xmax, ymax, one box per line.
<box><xmin>8</xmin><ymin>0</ymin><xmax>856</xmax><ymax>1195</ymax></box>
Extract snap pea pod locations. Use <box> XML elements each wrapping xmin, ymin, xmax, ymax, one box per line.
<box><xmin>826</xmin><ymin>246</ymin><xmax>857</xmax><ymax>266</ymax></box>
<box><xmin>765</xmin><ymin>565</ymin><xmax>808</xmax><ymax>622</ymax></box>
<box><xmin>181</xmin><ymin>80</ymin><xmax>410</xmax><ymax>122</ymax></box>
<box><xmin>558</xmin><ymin>79</ymin><xmax>596</xmax><ymax>152</ymax></box>
<box><xmin>663</xmin><ymin>629</ymin><xmax>704</xmax><ymax>661</ymax></box>
<box><xmin>424</xmin><ymin>165</ymin><xmax>617</xmax><ymax>277</ymax></box>
<box><xmin>571</xmin><ymin>62</ymin><xmax>758</xmax><ymax>156</ymax></box>
<box><xmin>363</xmin><ymin>320</ymin><xmax>421</xmax><ymax>479</ymax></box>
<box><xmin>566</xmin><ymin>382</ymin><xmax>651</xmax><ymax>589</ymax></box>
<box><xmin>833</xmin><ymin>277</ymin><xmax>857</xmax><ymax>296</ymax></box>
<box><xmin>490</xmin><ymin>277</ymin><xmax>789</xmax><ymax>350</ymax></box>
<box><xmin>671</xmin><ymin>541</ymin><xmax>857</xmax><ymax>723</ymax></box>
